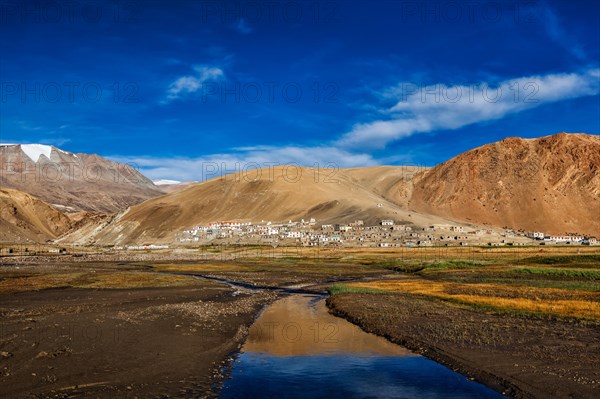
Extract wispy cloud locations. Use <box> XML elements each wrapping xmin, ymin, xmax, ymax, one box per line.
<box><xmin>165</xmin><ymin>65</ymin><xmax>225</xmax><ymax>101</ymax></box>
<box><xmin>338</xmin><ymin>68</ymin><xmax>600</xmax><ymax>149</ymax></box>
<box><xmin>233</xmin><ymin>18</ymin><xmax>253</xmax><ymax>35</ymax></box>
<box><xmin>4</xmin><ymin>122</ymin><xmax>73</xmax><ymax>147</ymax></box>
<box><xmin>39</xmin><ymin>137</ymin><xmax>71</xmax><ymax>147</ymax></box>
<box><xmin>122</xmin><ymin>68</ymin><xmax>598</xmax><ymax>180</ymax></box>
<box><xmin>531</xmin><ymin>3</ymin><xmax>587</xmax><ymax>61</ymax></box>
<box><xmin>109</xmin><ymin>145</ymin><xmax>378</xmax><ymax>181</ymax></box>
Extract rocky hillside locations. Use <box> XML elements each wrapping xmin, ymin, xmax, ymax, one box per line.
<box><xmin>0</xmin><ymin>188</ymin><xmax>73</xmax><ymax>242</ymax></box>
<box><xmin>0</xmin><ymin>144</ymin><xmax>164</xmax><ymax>213</ymax></box>
<box><xmin>409</xmin><ymin>133</ymin><xmax>600</xmax><ymax>236</ymax></box>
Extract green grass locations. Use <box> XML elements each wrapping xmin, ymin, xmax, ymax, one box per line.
<box><xmin>369</xmin><ymin>259</ymin><xmax>486</xmax><ymax>273</ymax></box>
<box><xmin>514</xmin><ymin>267</ymin><xmax>600</xmax><ymax>280</ymax></box>
<box><xmin>520</xmin><ymin>254</ymin><xmax>600</xmax><ymax>265</ymax></box>
<box><xmin>423</xmin><ymin>260</ymin><xmax>484</xmax><ymax>269</ymax></box>
<box><xmin>328</xmin><ymin>284</ymin><xmax>383</xmax><ymax>295</ymax></box>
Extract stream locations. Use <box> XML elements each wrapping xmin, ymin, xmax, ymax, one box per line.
<box><xmin>219</xmin><ymin>293</ymin><xmax>505</xmax><ymax>398</ymax></box>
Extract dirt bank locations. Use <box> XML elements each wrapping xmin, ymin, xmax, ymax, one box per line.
<box><xmin>0</xmin><ymin>284</ymin><xmax>277</xmax><ymax>398</ymax></box>
<box><xmin>327</xmin><ymin>293</ymin><xmax>600</xmax><ymax>399</ymax></box>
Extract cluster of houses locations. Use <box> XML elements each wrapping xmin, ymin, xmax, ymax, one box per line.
<box><xmin>526</xmin><ymin>232</ymin><xmax>597</xmax><ymax>245</ymax></box>
<box><xmin>119</xmin><ymin>244</ymin><xmax>170</xmax><ymax>251</ymax></box>
<box><xmin>176</xmin><ymin>219</ymin><xmax>599</xmax><ymax>247</ymax></box>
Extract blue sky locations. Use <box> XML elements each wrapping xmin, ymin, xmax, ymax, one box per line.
<box><xmin>1</xmin><ymin>0</ymin><xmax>599</xmax><ymax>181</ymax></box>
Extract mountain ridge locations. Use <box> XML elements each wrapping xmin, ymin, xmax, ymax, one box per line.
<box><xmin>409</xmin><ymin>132</ymin><xmax>600</xmax><ymax>236</ymax></box>
<box><xmin>3</xmin><ymin>133</ymin><xmax>597</xmax><ymax>244</ymax></box>
<box><xmin>65</xmin><ymin>165</ymin><xmax>465</xmax><ymax>245</ymax></box>
<box><xmin>0</xmin><ymin>144</ymin><xmax>164</xmax><ymax>213</ymax></box>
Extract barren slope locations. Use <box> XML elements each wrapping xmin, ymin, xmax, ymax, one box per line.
<box><xmin>410</xmin><ymin>133</ymin><xmax>600</xmax><ymax>236</ymax></box>
<box><xmin>0</xmin><ymin>188</ymin><xmax>72</xmax><ymax>242</ymax></box>
<box><xmin>343</xmin><ymin>166</ymin><xmax>428</xmax><ymax>208</ymax></box>
<box><xmin>78</xmin><ymin>166</ymin><xmax>462</xmax><ymax>245</ymax></box>
<box><xmin>156</xmin><ymin>181</ymin><xmax>197</xmax><ymax>194</ymax></box>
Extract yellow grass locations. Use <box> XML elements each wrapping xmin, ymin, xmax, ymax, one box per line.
<box><xmin>152</xmin><ymin>260</ymin><xmax>385</xmax><ymax>276</ymax></box>
<box><xmin>333</xmin><ymin>246</ymin><xmax>600</xmax><ymax>258</ymax></box>
<box><xmin>0</xmin><ymin>271</ymin><xmax>200</xmax><ymax>294</ymax></box>
<box><xmin>348</xmin><ymin>279</ymin><xmax>600</xmax><ymax>321</ymax></box>
<box><xmin>154</xmin><ymin>263</ymin><xmax>245</xmax><ymax>272</ymax></box>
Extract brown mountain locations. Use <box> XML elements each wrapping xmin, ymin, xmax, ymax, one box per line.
<box><xmin>5</xmin><ymin>133</ymin><xmax>596</xmax><ymax>245</ymax></box>
<box><xmin>0</xmin><ymin>188</ymin><xmax>73</xmax><ymax>243</ymax></box>
<box><xmin>409</xmin><ymin>133</ymin><xmax>600</xmax><ymax>237</ymax></box>
<box><xmin>343</xmin><ymin>166</ymin><xmax>427</xmax><ymax>208</ymax></box>
<box><xmin>75</xmin><ymin>166</ymin><xmax>461</xmax><ymax>245</ymax></box>
<box><xmin>0</xmin><ymin>144</ymin><xmax>164</xmax><ymax>213</ymax></box>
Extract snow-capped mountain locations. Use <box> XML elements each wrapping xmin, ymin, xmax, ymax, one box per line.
<box><xmin>0</xmin><ymin>144</ymin><xmax>163</xmax><ymax>213</ymax></box>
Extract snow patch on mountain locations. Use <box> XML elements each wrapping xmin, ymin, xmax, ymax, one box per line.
<box><xmin>0</xmin><ymin>143</ymin><xmax>81</xmax><ymax>161</ymax></box>
<box><xmin>15</xmin><ymin>144</ymin><xmax>54</xmax><ymax>162</ymax></box>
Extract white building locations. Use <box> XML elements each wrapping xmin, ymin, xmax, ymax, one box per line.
<box><xmin>527</xmin><ymin>231</ymin><xmax>545</xmax><ymax>239</ymax></box>
<box><xmin>287</xmin><ymin>231</ymin><xmax>303</xmax><ymax>239</ymax></box>
<box><xmin>548</xmin><ymin>235</ymin><xmax>584</xmax><ymax>243</ymax></box>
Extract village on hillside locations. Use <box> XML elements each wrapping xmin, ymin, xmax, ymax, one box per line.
<box><xmin>172</xmin><ymin>219</ymin><xmax>599</xmax><ymax>248</ymax></box>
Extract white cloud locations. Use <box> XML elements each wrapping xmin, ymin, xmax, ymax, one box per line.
<box><xmin>109</xmin><ymin>145</ymin><xmax>378</xmax><ymax>182</ymax></box>
<box><xmin>122</xmin><ymin>68</ymin><xmax>598</xmax><ymax>181</ymax></box>
<box><xmin>339</xmin><ymin>68</ymin><xmax>600</xmax><ymax>149</ymax></box>
<box><xmin>165</xmin><ymin>66</ymin><xmax>225</xmax><ymax>101</ymax></box>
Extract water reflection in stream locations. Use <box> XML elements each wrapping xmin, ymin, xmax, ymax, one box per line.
<box><xmin>220</xmin><ymin>294</ymin><xmax>504</xmax><ymax>398</ymax></box>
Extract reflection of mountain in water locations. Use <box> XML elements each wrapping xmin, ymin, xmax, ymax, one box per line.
<box><xmin>222</xmin><ymin>295</ymin><xmax>504</xmax><ymax>399</ymax></box>
<box><xmin>243</xmin><ymin>295</ymin><xmax>412</xmax><ymax>357</ymax></box>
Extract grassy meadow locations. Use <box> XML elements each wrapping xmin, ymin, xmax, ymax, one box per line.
<box><xmin>331</xmin><ymin>252</ymin><xmax>600</xmax><ymax>322</ymax></box>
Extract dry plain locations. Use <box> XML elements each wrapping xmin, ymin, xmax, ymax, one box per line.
<box><xmin>0</xmin><ymin>246</ymin><xmax>598</xmax><ymax>398</ymax></box>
